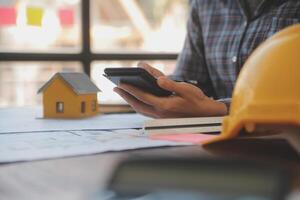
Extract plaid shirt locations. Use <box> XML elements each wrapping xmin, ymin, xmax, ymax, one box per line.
<box><xmin>173</xmin><ymin>0</ymin><xmax>300</xmax><ymax>104</ymax></box>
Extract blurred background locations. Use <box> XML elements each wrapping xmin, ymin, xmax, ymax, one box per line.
<box><xmin>0</xmin><ymin>0</ymin><xmax>189</xmax><ymax>107</ymax></box>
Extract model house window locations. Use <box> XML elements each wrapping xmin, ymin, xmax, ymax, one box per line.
<box><xmin>81</xmin><ymin>102</ymin><xmax>86</xmax><ymax>113</ymax></box>
<box><xmin>91</xmin><ymin>100</ymin><xmax>97</xmax><ymax>111</ymax></box>
<box><xmin>56</xmin><ymin>102</ymin><xmax>64</xmax><ymax>113</ymax></box>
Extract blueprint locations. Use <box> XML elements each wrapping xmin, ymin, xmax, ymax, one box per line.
<box><xmin>0</xmin><ymin>129</ymin><xmax>191</xmax><ymax>163</ymax></box>
<box><xmin>0</xmin><ymin>107</ymin><xmax>149</xmax><ymax>134</ymax></box>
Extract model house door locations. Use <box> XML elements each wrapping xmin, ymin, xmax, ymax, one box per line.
<box><xmin>81</xmin><ymin>102</ymin><xmax>86</xmax><ymax>113</ymax></box>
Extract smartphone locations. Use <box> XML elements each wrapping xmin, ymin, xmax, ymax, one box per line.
<box><xmin>103</xmin><ymin>67</ymin><xmax>172</xmax><ymax>97</ymax></box>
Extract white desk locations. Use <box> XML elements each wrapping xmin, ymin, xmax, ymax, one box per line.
<box><xmin>1</xmin><ymin>107</ymin><xmax>300</xmax><ymax>200</ymax></box>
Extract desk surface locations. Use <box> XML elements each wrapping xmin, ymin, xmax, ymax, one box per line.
<box><xmin>1</xmin><ymin>139</ymin><xmax>300</xmax><ymax>200</ymax></box>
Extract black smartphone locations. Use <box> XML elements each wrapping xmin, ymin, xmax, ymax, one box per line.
<box><xmin>104</xmin><ymin>67</ymin><xmax>172</xmax><ymax>97</ymax></box>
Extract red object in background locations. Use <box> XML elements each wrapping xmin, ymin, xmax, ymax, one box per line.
<box><xmin>0</xmin><ymin>6</ymin><xmax>16</xmax><ymax>26</ymax></box>
<box><xmin>58</xmin><ymin>8</ymin><xmax>74</xmax><ymax>27</ymax></box>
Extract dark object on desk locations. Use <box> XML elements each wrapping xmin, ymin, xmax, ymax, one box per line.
<box><xmin>103</xmin><ymin>67</ymin><xmax>172</xmax><ymax>97</ymax></box>
<box><xmin>106</xmin><ymin>157</ymin><xmax>291</xmax><ymax>200</ymax></box>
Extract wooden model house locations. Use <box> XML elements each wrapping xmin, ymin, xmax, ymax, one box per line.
<box><xmin>38</xmin><ymin>72</ymin><xmax>101</xmax><ymax>118</ymax></box>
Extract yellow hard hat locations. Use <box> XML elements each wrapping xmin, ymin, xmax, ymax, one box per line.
<box><xmin>205</xmin><ymin>23</ymin><xmax>300</xmax><ymax>144</ymax></box>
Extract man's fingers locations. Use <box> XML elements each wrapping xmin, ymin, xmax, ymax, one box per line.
<box><xmin>118</xmin><ymin>84</ymin><xmax>163</xmax><ymax>107</ymax></box>
<box><xmin>113</xmin><ymin>88</ymin><xmax>159</xmax><ymax>118</ymax></box>
<box><xmin>157</xmin><ymin>77</ymin><xmax>205</xmax><ymax>99</ymax></box>
<box><xmin>114</xmin><ymin>87</ymin><xmax>182</xmax><ymax>118</ymax></box>
<box><xmin>137</xmin><ymin>61</ymin><xmax>165</xmax><ymax>78</ymax></box>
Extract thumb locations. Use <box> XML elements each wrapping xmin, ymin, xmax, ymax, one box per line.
<box><xmin>157</xmin><ymin>77</ymin><xmax>206</xmax><ymax>99</ymax></box>
<box><xmin>137</xmin><ymin>61</ymin><xmax>165</xmax><ymax>78</ymax></box>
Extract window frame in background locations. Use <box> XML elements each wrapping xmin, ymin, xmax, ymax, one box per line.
<box><xmin>0</xmin><ymin>0</ymin><xmax>179</xmax><ymax>76</ymax></box>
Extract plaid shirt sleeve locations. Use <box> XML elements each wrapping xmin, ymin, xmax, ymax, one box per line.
<box><xmin>172</xmin><ymin>0</ymin><xmax>300</xmax><ymax>106</ymax></box>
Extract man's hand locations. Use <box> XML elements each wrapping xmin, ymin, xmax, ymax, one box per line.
<box><xmin>113</xmin><ymin>62</ymin><xmax>227</xmax><ymax>118</ymax></box>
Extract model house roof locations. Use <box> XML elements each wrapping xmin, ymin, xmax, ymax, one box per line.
<box><xmin>38</xmin><ymin>72</ymin><xmax>101</xmax><ymax>95</ymax></box>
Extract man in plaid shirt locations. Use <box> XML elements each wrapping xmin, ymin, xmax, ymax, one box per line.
<box><xmin>115</xmin><ymin>0</ymin><xmax>300</xmax><ymax>118</ymax></box>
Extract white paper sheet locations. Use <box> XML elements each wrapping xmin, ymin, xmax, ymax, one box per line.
<box><xmin>0</xmin><ymin>129</ymin><xmax>191</xmax><ymax>163</ymax></box>
<box><xmin>0</xmin><ymin>107</ymin><xmax>149</xmax><ymax>134</ymax></box>
<box><xmin>143</xmin><ymin>116</ymin><xmax>223</xmax><ymax>135</ymax></box>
